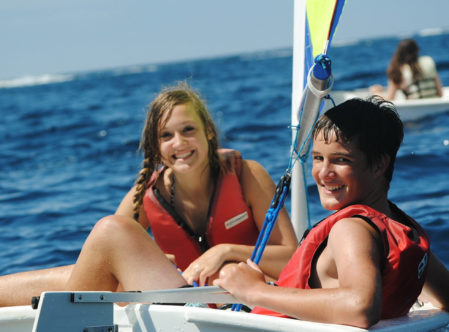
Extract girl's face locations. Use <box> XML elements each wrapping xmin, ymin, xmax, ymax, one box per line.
<box><xmin>311</xmin><ymin>131</ymin><xmax>382</xmax><ymax>211</ymax></box>
<box><xmin>159</xmin><ymin>103</ymin><xmax>211</xmax><ymax>175</ymax></box>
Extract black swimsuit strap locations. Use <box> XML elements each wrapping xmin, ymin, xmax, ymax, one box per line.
<box><xmin>152</xmin><ymin>186</ymin><xmax>210</xmax><ymax>252</ymax></box>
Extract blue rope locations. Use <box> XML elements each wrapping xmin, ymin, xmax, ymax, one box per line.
<box><xmin>231</xmin><ymin>172</ymin><xmax>291</xmax><ymax>311</ymax></box>
<box><xmin>251</xmin><ymin>175</ymin><xmax>291</xmax><ymax>264</ymax></box>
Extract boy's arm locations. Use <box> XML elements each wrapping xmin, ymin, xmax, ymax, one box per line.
<box><xmin>214</xmin><ymin>217</ymin><xmax>383</xmax><ymax>329</ymax></box>
<box><xmin>420</xmin><ymin>251</ymin><xmax>449</xmax><ymax>311</ymax></box>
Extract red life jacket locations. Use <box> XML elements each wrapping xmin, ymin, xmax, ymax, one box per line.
<box><xmin>252</xmin><ymin>204</ymin><xmax>430</xmax><ymax>319</ymax></box>
<box><xmin>143</xmin><ymin>149</ymin><xmax>259</xmax><ymax>271</ymax></box>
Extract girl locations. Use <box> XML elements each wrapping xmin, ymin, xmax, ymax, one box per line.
<box><xmin>0</xmin><ymin>83</ymin><xmax>297</xmax><ymax>304</ymax></box>
<box><xmin>65</xmin><ymin>83</ymin><xmax>297</xmax><ymax>291</ymax></box>
<box><xmin>371</xmin><ymin>39</ymin><xmax>443</xmax><ymax>100</ymax></box>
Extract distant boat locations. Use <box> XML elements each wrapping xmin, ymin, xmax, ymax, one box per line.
<box><xmin>325</xmin><ymin>87</ymin><xmax>449</xmax><ymax>122</ymax></box>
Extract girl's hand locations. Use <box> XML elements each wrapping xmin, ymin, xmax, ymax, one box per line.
<box><xmin>182</xmin><ymin>244</ymin><xmax>229</xmax><ymax>286</ymax></box>
<box><xmin>369</xmin><ymin>84</ymin><xmax>384</xmax><ymax>95</ymax></box>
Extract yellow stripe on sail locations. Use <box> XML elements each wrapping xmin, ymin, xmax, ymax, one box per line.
<box><xmin>306</xmin><ymin>0</ymin><xmax>336</xmax><ymax>57</ymax></box>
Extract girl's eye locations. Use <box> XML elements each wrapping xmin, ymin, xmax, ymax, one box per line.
<box><xmin>160</xmin><ymin>132</ymin><xmax>172</xmax><ymax>140</ymax></box>
<box><xmin>312</xmin><ymin>155</ymin><xmax>323</xmax><ymax>162</ymax></box>
<box><xmin>183</xmin><ymin>126</ymin><xmax>196</xmax><ymax>133</ymax></box>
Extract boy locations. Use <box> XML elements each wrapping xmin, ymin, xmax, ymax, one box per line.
<box><xmin>214</xmin><ymin>97</ymin><xmax>449</xmax><ymax>328</ymax></box>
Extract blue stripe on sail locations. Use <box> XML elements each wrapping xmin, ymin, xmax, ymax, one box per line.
<box><xmin>304</xmin><ymin>13</ymin><xmax>314</xmax><ymax>89</ymax></box>
<box><xmin>327</xmin><ymin>0</ymin><xmax>346</xmax><ymax>50</ymax></box>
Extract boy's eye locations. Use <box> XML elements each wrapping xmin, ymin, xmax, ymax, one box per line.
<box><xmin>336</xmin><ymin>157</ymin><xmax>350</xmax><ymax>163</ymax></box>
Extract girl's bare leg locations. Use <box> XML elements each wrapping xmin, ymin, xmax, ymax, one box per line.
<box><xmin>0</xmin><ymin>265</ymin><xmax>73</xmax><ymax>307</ymax></box>
<box><xmin>65</xmin><ymin>215</ymin><xmax>187</xmax><ymax>291</ymax></box>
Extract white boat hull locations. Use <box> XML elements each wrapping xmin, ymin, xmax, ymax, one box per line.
<box><xmin>325</xmin><ymin>87</ymin><xmax>449</xmax><ymax>122</ymax></box>
<box><xmin>0</xmin><ymin>300</ymin><xmax>447</xmax><ymax>332</ymax></box>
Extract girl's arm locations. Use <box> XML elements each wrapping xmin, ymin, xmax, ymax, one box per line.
<box><xmin>435</xmin><ymin>74</ymin><xmax>443</xmax><ymax>97</ymax></box>
<box><xmin>115</xmin><ymin>185</ymin><xmax>149</xmax><ymax>229</ymax></box>
<box><xmin>239</xmin><ymin>160</ymin><xmax>298</xmax><ymax>278</ymax></box>
<box><xmin>183</xmin><ymin>160</ymin><xmax>297</xmax><ymax>286</ymax></box>
<box><xmin>385</xmin><ymin>80</ymin><xmax>399</xmax><ymax>100</ymax></box>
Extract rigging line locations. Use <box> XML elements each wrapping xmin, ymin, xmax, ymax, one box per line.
<box><xmin>232</xmin><ymin>55</ymin><xmax>333</xmax><ymax>313</ymax></box>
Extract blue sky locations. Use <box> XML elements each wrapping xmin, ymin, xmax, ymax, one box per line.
<box><xmin>1</xmin><ymin>0</ymin><xmax>449</xmax><ymax>80</ymax></box>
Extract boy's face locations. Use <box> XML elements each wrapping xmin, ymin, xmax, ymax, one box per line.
<box><xmin>311</xmin><ymin>130</ymin><xmax>382</xmax><ymax>211</ymax></box>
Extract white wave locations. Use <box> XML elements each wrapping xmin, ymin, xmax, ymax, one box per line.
<box><xmin>332</xmin><ymin>39</ymin><xmax>359</xmax><ymax>48</ymax></box>
<box><xmin>0</xmin><ymin>73</ymin><xmax>74</xmax><ymax>89</ymax></box>
<box><xmin>239</xmin><ymin>48</ymin><xmax>292</xmax><ymax>61</ymax></box>
<box><xmin>418</xmin><ymin>27</ymin><xmax>447</xmax><ymax>37</ymax></box>
<box><xmin>109</xmin><ymin>64</ymin><xmax>159</xmax><ymax>77</ymax></box>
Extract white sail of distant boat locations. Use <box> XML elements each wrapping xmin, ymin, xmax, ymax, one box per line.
<box><xmin>0</xmin><ymin>1</ymin><xmax>448</xmax><ymax>331</ymax></box>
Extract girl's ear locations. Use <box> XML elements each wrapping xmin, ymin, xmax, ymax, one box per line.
<box><xmin>207</xmin><ymin>127</ymin><xmax>214</xmax><ymax>140</ymax></box>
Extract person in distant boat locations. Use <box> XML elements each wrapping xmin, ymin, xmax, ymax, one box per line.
<box><xmin>214</xmin><ymin>97</ymin><xmax>449</xmax><ymax>328</ymax></box>
<box><xmin>0</xmin><ymin>83</ymin><xmax>297</xmax><ymax>306</ymax></box>
<box><xmin>370</xmin><ymin>39</ymin><xmax>443</xmax><ymax>100</ymax></box>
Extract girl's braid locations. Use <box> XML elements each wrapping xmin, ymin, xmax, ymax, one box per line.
<box><xmin>132</xmin><ymin>156</ymin><xmax>153</xmax><ymax>221</ymax></box>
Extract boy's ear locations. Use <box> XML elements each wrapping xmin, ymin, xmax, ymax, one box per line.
<box><xmin>375</xmin><ymin>154</ymin><xmax>390</xmax><ymax>176</ymax></box>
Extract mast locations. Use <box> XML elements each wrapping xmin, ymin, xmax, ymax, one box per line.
<box><xmin>290</xmin><ymin>0</ymin><xmax>309</xmax><ymax>240</ymax></box>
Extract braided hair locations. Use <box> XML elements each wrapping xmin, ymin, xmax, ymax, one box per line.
<box><xmin>133</xmin><ymin>83</ymin><xmax>220</xmax><ymax>220</ymax></box>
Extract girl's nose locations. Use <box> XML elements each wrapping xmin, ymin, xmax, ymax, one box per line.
<box><xmin>173</xmin><ymin>132</ymin><xmax>186</xmax><ymax>147</ymax></box>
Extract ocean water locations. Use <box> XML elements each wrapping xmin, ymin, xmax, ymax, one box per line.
<box><xmin>1</xmin><ymin>31</ymin><xmax>449</xmax><ymax>281</ymax></box>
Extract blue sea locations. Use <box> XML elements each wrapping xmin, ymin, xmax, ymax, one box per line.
<box><xmin>1</xmin><ymin>32</ymin><xmax>449</xmax><ymax>280</ymax></box>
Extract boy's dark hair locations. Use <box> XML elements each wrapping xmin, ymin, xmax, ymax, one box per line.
<box><xmin>312</xmin><ymin>96</ymin><xmax>404</xmax><ymax>184</ymax></box>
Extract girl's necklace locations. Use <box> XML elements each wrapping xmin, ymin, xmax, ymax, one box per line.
<box><xmin>170</xmin><ymin>174</ymin><xmax>176</xmax><ymax>207</ymax></box>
